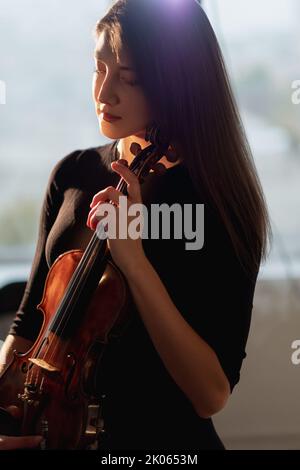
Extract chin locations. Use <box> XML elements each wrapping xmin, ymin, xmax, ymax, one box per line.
<box><xmin>100</xmin><ymin>125</ymin><xmax>140</xmax><ymax>141</ymax></box>
<box><xmin>99</xmin><ymin>124</ymin><xmax>122</xmax><ymax>140</ymax></box>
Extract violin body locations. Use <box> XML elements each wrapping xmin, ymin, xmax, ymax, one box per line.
<box><xmin>0</xmin><ymin>249</ymin><xmax>130</xmax><ymax>449</ymax></box>
<box><xmin>0</xmin><ymin>123</ymin><xmax>171</xmax><ymax>448</ymax></box>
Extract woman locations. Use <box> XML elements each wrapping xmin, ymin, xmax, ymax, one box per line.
<box><xmin>0</xmin><ymin>0</ymin><xmax>271</xmax><ymax>450</ymax></box>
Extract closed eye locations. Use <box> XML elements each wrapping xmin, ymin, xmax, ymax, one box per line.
<box><xmin>93</xmin><ymin>68</ymin><xmax>139</xmax><ymax>87</ymax></box>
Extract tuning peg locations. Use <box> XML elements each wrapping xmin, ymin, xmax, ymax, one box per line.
<box><xmin>130</xmin><ymin>142</ymin><xmax>142</xmax><ymax>156</ymax></box>
<box><xmin>165</xmin><ymin>147</ymin><xmax>178</xmax><ymax>163</ymax></box>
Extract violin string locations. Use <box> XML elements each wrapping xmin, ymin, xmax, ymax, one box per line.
<box><xmin>29</xmin><ymin>232</ymin><xmax>106</xmax><ymax>383</ymax></box>
<box><xmin>28</xmin><ymin>142</ymin><xmax>163</xmax><ymax>387</ymax></box>
<box><xmin>33</xmin><ymin>142</ymin><xmax>164</xmax><ymax>386</ymax></box>
<box><xmin>30</xmin><ymin>198</ymin><xmax>118</xmax><ymax>382</ymax></box>
<box><xmin>27</xmin><ymin>142</ymin><xmax>166</xmax><ymax>392</ymax></box>
<box><xmin>39</xmin><ymin>155</ymin><xmax>144</xmax><ymax>370</ymax></box>
<box><xmin>27</xmin><ymin>149</ymin><xmax>130</xmax><ymax>383</ymax></box>
<box><xmin>43</xmin><ymin>176</ymin><xmax>130</xmax><ymax>368</ymax></box>
<box><xmin>44</xmin><ymin>146</ymin><xmax>161</xmax><ymax>361</ymax></box>
<box><xmin>34</xmin><ymin>368</ymin><xmax>41</xmax><ymax>388</ymax></box>
<box><xmin>47</xmin><ymin>147</ymin><xmax>150</xmax><ymax>342</ymax></box>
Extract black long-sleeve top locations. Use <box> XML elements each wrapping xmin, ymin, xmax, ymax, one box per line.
<box><xmin>8</xmin><ymin>140</ymin><xmax>258</xmax><ymax>450</ymax></box>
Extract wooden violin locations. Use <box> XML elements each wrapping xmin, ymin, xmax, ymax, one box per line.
<box><xmin>0</xmin><ymin>123</ymin><xmax>170</xmax><ymax>449</ymax></box>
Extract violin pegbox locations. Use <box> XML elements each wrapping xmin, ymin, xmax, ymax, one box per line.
<box><xmin>128</xmin><ymin>122</ymin><xmax>170</xmax><ymax>183</ymax></box>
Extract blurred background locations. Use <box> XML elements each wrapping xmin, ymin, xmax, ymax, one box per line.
<box><xmin>0</xmin><ymin>0</ymin><xmax>299</xmax><ymax>449</ymax></box>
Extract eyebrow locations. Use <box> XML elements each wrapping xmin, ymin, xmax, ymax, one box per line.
<box><xmin>94</xmin><ymin>51</ymin><xmax>134</xmax><ymax>71</ymax></box>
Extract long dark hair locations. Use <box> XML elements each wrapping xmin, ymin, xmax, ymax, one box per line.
<box><xmin>93</xmin><ymin>0</ymin><xmax>272</xmax><ymax>280</ymax></box>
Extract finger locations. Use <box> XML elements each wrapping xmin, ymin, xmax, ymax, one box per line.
<box><xmin>0</xmin><ymin>435</ymin><xmax>43</xmax><ymax>450</ymax></box>
<box><xmin>90</xmin><ymin>205</ymin><xmax>113</xmax><ymax>232</ymax></box>
<box><xmin>90</xmin><ymin>186</ymin><xmax>121</xmax><ymax>208</ymax></box>
<box><xmin>88</xmin><ymin>190</ymin><xmax>121</xmax><ymax>229</ymax></box>
<box><xmin>117</xmin><ymin>158</ymin><xmax>128</xmax><ymax>167</ymax></box>
<box><xmin>130</xmin><ymin>142</ymin><xmax>142</xmax><ymax>156</ymax></box>
<box><xmin>87</xmin><ymin>201</ymin><xmax>117</xmax><ymax>229</ymax></box>
<box><xmin>86</xmin><ymin>202</ymin><xmax>100</xmax><ymax>228</ymax></box>
<box><xmin>111</xmin><ymin>161</ymin><xmax>141</xmax><ymax>201</ymax></box>
<box><xmin>89</xmin><ymin>208</ymin><xmax>106</xmax><ymax>231</ymax></box>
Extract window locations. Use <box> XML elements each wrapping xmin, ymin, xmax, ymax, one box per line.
<box><xmin>0</xmin><ymin>1</ymin><xmax>112</xmax><ymax>284</ymax></box>
<box><xmin>203</xmin><ymin>0</ymin><xmax>300</xmax><ymax>280</ymax></box>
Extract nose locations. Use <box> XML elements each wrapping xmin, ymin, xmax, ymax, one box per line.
<box><xmin>96</xmin><ymin>74</ymin><xmax>119</xmax><ymax>108</ymax></box>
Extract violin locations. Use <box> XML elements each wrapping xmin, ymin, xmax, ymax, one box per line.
<box><xmin>0</xmin><ymin>123</ymin><xmax>170</xmax><ymax>449</ymax></box>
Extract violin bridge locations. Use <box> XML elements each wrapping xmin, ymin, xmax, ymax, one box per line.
<box><xmin>28</xmin><ymin>358</ymin><xmax>60</xmax><ymax>373</ymax></box>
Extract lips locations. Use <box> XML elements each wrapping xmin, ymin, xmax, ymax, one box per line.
<box><xmin>101</xmin><ymin>112</ymin><xmax>122</xmax><ymax>123</ymax></box>
<box><xmin>104</xmin><ymin>112</ymin><xmax>121</xmax><ymax>119</ymax></box>
<box><xmin>99</xmin><ymin>108</ymin><xmax>121</xmax><ymax>118</ymax></box>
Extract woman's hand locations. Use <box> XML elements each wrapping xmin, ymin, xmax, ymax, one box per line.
<box><xmin>87</xmin><ymin>159</ymin><xmax>147</xmax><ymax>276</ymax></box>
<box><xmin>86</xmin><ymin>141</ymin><xmax>178</xmax><ymax>276</ymax></box>
<box><xmin>0</xmin><ymin>434</ymin><xmax>43</xmax><ymax>450</ymax></box>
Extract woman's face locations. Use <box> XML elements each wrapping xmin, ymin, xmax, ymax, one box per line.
<box><xmin>92</xmin><ymin>31</ymin><xmax>153</xmax><ymax>140</ymax></box>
